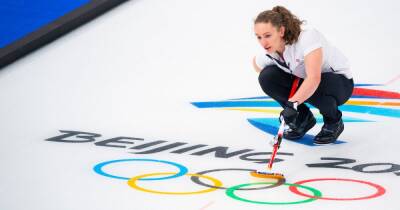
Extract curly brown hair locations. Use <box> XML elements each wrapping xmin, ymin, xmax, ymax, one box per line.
<box><xmin>254</xmin><ymin>6</ymin><xmax>304</xmax><ymax>45</ymax></box>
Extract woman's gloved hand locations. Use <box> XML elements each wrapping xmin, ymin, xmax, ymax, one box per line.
<box><xmin>280</xmin><ymin>101</ymin><xmax>299</xmax><ymax>127</ymax></box>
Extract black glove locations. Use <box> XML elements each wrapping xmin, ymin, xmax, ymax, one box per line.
<box><xmin>280</xmin><ymin>101</ymin><xmax>299</xmax><ymax>127</ymax></box>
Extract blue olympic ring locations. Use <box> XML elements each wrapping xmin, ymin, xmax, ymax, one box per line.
<box><xmin>93</xmin><ymin>158</ymin><xmax>188</xmax><ymax>181</ymax></box>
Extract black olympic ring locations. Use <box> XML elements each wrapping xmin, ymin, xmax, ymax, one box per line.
<box><xmin>190</xmin><ymin>168</ymin><xmax>286</xmax><ymax>190</ymax></box>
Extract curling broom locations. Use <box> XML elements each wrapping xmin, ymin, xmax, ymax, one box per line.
<box><xmin>250</xmin><ymin>77</ymin><xmax>300</xmax><ymax>179</ymax></box>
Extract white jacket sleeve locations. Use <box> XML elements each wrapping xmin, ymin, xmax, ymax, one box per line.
<box><xmin>299</xmin><ymin>28</ymin><xmax>323</xmax><ymax>56</ymax></box>
<box><xmin>254</xmin><ymin>53</ymin><xmax>274</xmax><ymax>70</ymax></box>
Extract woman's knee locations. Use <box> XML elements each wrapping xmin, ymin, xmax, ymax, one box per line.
<box><xmin>258</xmin><ymin>66</ymin><xmax>282</xmax><ymax>94</ymax></box>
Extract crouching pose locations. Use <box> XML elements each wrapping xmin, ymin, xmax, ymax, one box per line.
<box><xmin>253</xmin><ymin>6</ymin><xmax>354</xmax><ymax>144</ymax></box>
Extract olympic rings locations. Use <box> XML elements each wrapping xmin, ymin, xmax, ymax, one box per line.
<box><xmin>288</xmin><ymin>178</ymin><xmax>386</xmax><ymax>201</ymax></box>
<box><xmin>128</xmin><ymin>172</ymin><xmax>223</xmax><ymax>195</ymax></box>
<box><xmin>93</xmin><ymin>158</ymin><xmax>188</xmax><ymax>180</ymax></box>
<box><xmin>191</xmin><ymin>168</ymin><xmax>285</xmax><ymax>190</ymax></box>
<box><xmin>226</xmin><ymin>182</ymin><xmax>322</xmax><ymax>205</ymax></box>
<box><xmin>93</xmin><ymin>158</ymin><xmax>386</xmax><ymax>205</ymax></box>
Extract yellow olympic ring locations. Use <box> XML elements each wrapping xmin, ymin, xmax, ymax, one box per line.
<box><xmin>127</xmin><ymin>172</ymin><xmax>223</xmax><ymax>195</ymax></box>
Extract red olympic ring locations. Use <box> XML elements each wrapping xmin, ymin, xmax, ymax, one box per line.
<box><xmin>288</xmin><ymin>178</ymin><xmax>386</xmax><ymax>201</ymax></box>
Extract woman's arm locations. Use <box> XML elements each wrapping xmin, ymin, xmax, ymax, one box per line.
<box><xmin>252</xmin><ymin>56</ymin><xmax>262</xmax><ymax>73</ymax></box>
<box><xmin>289</xmin><ymin>48</ymin><xmax>322</xmax><ymax>104</ymax></box>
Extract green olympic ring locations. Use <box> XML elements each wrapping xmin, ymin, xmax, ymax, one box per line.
<box><xmin>226</xmin><ymin>182</ymin><xmax>322</xmax><ymax>205</ymax></box>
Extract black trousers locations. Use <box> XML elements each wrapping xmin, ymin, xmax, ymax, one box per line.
<box><xmin>258</xmin><ymin>65</ymin><xmax>354</xmax><ymax>124</ymax></box>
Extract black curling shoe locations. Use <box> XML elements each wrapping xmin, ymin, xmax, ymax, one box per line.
<box><xmin>314</xmin><ymin>119</ymin><xmax>344</xmax><ymax>145</ymax></box>
<box><xmin>283</xmin><ymin>111</ymin><xmax>316</xmax><ymax>140</ymax></box>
